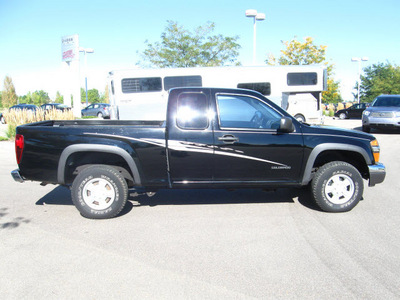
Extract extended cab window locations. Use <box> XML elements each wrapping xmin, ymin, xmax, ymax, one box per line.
<box><xmin>176</xmin><ymin>93</ymin><xmax>208</xmax><ymax>130</ymax></box>
<box><xmin>217</xmin><ymin>94</ymin><xmax>281</xmax><ymax>130</ymax></box>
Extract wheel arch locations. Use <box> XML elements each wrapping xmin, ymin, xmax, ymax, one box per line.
<box><xmin>58</xmin><ymin>144</ymin><xmax>141</xmax><ymax>185</ymax></box>
<box><xmin>301</xmin><ymin>143</ymin><xmax>371</xmax><ymax>185</ymax></box>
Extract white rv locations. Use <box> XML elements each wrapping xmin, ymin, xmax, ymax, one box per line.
<box><xmin>108</xmin><ymin>65</ymin><xmax>327</xmax><ymax>123</ymax></box>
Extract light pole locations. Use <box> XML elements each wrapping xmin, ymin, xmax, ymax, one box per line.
<box><xmin>79</xmin><ymin>47</ymin><xmax>94</xmax><ymax>106</ymax></box>
<box><xmin>351</xmin><ymin>57</ymin><xmax>368</xmax><ymax>103</ymax></box>
<box><xmin>246</xmin><ymin>9</ymin><xmax>265</xmax><ymax>65</ymax></box>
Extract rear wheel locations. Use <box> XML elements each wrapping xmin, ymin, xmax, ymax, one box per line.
<box><xmin>71</xmin><ymin>165</ymin><xmax>128</xmax><ymax>219</ymax></box>
<box><xmin>311</xmin><ymin>161</ymin><xmax>363</xmax><ymax>212</ymax></box>
<box><xmin>294</xmin><ymin>114</ymin><xmax>306</xmax><ymax>123</ymax></box>
<box><xmin>97</xmin><ymin>112</ymin><xmax>104</xmax><ymax>119</ymax></box>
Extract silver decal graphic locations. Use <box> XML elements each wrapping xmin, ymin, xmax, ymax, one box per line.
<box><xmin>84</xmin><ymin>133</ymin><xmax>290</xmax><ymax>168</ymax></box>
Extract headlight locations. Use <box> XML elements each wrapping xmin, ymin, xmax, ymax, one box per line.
<box><xmin>370</xmin><ymin>139</ymin><xmax>380</xmax><ymax>163</ymax></box>
<box><xmin>363</xmin><ymin>110</ymin><xmax>371</xmax><ymax>116</ymax></box>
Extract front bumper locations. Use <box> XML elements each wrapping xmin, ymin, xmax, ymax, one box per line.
<box><xmin>11</xmin><ymin>169</ymin><xmax>24</xmax><ymax>183</ymax></box>
<box><xmin>368</xmin><ymin>163</ymin><xmax>386</xmax><ymax>187</ymax></box>
<box><xmin>363</xmin><ymin>115</ymin><xmax>400</xmax><ymax>128</ymax></box>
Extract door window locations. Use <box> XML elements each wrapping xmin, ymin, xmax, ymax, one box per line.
<box><xmin>216</xmin><ymin>94</ymin><xmax>281</xmax><ymax>130</ymax></box>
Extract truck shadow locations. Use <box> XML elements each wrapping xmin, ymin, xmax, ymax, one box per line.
<box><xmin>36</xmin><ymin>186</ymin><xmax>73</xmax><ymax>206</ymax></box>
<box><xmin>130</xmin><ymin>188</ymin><xmax>318</xmax><ymax>210</ymax></box>
<box><xmin>35</xmin><ymin>186</ymin><xmax>319</xmax><ymax>214</ymax></box>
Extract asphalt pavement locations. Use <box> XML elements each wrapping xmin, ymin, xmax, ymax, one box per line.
<box><xmin>0</xmin><ymin>118</ymin><xmax>399</xmax><ymax>299</ymax></box>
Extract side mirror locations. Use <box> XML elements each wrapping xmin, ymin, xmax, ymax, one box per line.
<box><xmin>278</xmin><ymin>117</ymin><xmax>294</xmax><ymax>133</ymax></box>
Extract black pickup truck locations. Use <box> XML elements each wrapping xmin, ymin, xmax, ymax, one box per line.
<box><xmin>11</xmin><ymin>88</ymin><xmax>386</xmax><ymax>219</ymax></box>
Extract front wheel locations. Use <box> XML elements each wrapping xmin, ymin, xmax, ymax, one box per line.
<box><xmin>311</xmin><ymin>161</ymin><xmax>363</xmax><ymax>212</ymax></box>
<box><xmin>362</xmin><ymin>125</ymin><xmax>371</xmax><ymax>133</ymax></box>
<box><xmin>339</xmin><ymin>113</ymin><xmax>347</xmax><ymax>120</ymax></box>
<box><xmin>71</xmin><ymin>165</ymin><xmax>128</xmax><ymax>219</ymax></box>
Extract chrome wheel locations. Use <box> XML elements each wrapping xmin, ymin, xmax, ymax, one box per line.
<box><xmin>82</xmin><ymin>177</ymin><xmax>116</xmax><ymax>210</ymax></box>
<box><xmin>324</xmin><ymin>174</ymin><xmax>355</xmax><ymax>205</ymax></box>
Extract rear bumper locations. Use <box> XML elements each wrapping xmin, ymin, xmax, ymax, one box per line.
<box><xmin>11</xmin><ymin>169</ymin><xmax>24</xmax><ymax>183</ymax></box>
<box><xmin>368</xmin><ymin>163</ymin><xmax>386</xmax><ymax>187</ymax></box>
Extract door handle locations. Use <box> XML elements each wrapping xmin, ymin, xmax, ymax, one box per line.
<box><xmin>218</xmin><ymin>135</ymin><xmax>239</xmax><ymax>144</ymax></box>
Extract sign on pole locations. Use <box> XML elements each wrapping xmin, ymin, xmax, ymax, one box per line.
<box><xmin>61</xmin><ymin>34</ymin><xmax>81</xmax><ymax>117</ymax></box>
<box><xmin>61</xmin><ymin>34</ymin><xmax>79</xmax><ymax>63</ymax></box>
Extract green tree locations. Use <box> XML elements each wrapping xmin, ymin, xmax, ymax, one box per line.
<box><xmin>359</xmin><ymin>62</ymin><xmax>400</xmax><ymax>102</ymax></box>
<box><xmin>55</xmin><ymin>91</ymin><xmax>64</xmax><ymax>103</ymax></box>
<box><xmin>266</xmin><ymin>37</ymin><xmax>341</xmax><ymax>103</ymax></box>
<box><xmin>100</xmin><ymin>84</ymin><xmax>109</xmax><ymax>103</ymax></box>
<box><xmin>139</xmin><ymin>21</ymin><xmax>241</xmax><ymax>68</ymax></box>
<box><xmin>81</xmin><ymin>88</ymin><xmax>101</xmax><ymax>104</ymax></box>
<box><xmin>18</xmin><ymin>90</ymin><xmax>50</xmax><ymax>105</ymax></box>
<box><xmin>31</xmin><ymin>90</ymin><xmax>50</xmax><ymax>105</ymax></box>
<box><xmin>2</xmin><ymin>76</ymin><xmax>18</xmax><ymax>108</ymax></box>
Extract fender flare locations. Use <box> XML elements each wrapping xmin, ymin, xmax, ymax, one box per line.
<box><xmin>301</xmin><ymin>143</ymin><xmax>371</xmax><ymax>185</ymax></box>
<box><xmin>57</xmin><ymin>144</ymin><xmax>141</xmax><ymax>185</ymax></box>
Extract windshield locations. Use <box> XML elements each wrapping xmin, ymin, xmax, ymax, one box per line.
<box><xmin>372</xmin><ymin>97</ymin><xmax>400</xmax><ymax>107</ymax></box>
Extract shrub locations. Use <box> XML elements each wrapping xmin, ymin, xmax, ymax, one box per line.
<box><xmin>4</xmin><ymin>108</ymin><xmax>75</xmax><ymax>140</ymax></box>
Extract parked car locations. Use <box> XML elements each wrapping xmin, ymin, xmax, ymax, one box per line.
<box><xmin>41</xmin><ymin>103</ymin><xmax>71</xmax><ymax>112</ymax></box>
<box><xmin>0</xmin><ymin>104</ymin><xmax>39</xmax><ymax>124</ymax></box>
<box><xmin>335</xmin><ymin>103</ymin><xmax>369</xmax><ymax>119</ymax></box>
<box><xmin>362</xmin><ymin>95</ymin><xmax>400</xmax><ymax>132</ymax></box>
<box><xmin>10</xmin><ymin>104</ymin><xmax>39</xmax><ymax>112</ymax></box>
<box><xmin>81</xmin><ymin>103</ymin><xmax>110</xmax><ymax>119</ymax></box>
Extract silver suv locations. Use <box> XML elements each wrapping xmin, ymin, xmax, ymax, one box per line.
<box><xmin>362</xmin><ymin>95</ymin><xmax>400</xmax><ymax>132</ymax></box>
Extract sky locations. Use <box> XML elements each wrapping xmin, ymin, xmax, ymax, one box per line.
<box><xmin>0</xmin><ymin>0</ymin><xmax>399</xmax><ymax>101</ymax></box>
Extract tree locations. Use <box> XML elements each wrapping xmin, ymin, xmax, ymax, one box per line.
<box><xmin>101</xmin><ymin>85</ymin><xmax>109</xmax><ymax>103</ymax></box>
<box><xmin>81</xmin><ymin>88</ymin><xmax>101</xmax><ymax>104</ymax></box>
<box><xmin>55</xmin><ymin>91</ymin><xmax>64</xmax><ymax>103</ymax></box>
<box><xmin>359</xmin><ymin>62</ymin><xmax>400</xmax><ymax>102</ymax></box>
<box><xmin>138</xmin><ymin>21</ymin><xmax>241</xmax><ymax>68</ymax></box>
<box><xmin>266</xmin><ymin>37</ymin><xmax>341</xmax><ymax>103</ymax></box>
<box><xmin>19</xmin><ymin>90</ymin><xmax>50</xmax><ymax>105</ymax></box>
<box><xmin>2</xmin><ymin>76</ymin><xmax>18</xmax><ymax>108</ymax></box>
<box><xmin>31</xmin><ymin>90</ymin><xmax>50</xmax><ymax>105</ymax></box>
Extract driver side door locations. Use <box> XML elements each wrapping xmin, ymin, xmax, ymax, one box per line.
<box><xmin>212</xmin><ymin>92</ymin><xmax>304</xmax><ymax>183</ymax></box>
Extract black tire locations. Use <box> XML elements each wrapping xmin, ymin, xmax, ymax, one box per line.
<box><xmin>97</xmin><ymin>112</ymin><xmax>104</xmax><ymax>119</ymax></box>
<box><xmin>311</xmin><ymin>161</ymin><xmax>363</xmax><ymax>212</ymax></box>
<box><xmin>71</xmin><ymin>165</ymin><xmax>128</xmax><ymax>219</ymax></box>
<box><xmin>0</xmin><ymin>116</ymin><xmax>5</xmax><ymax>124</ymax></box>
<box><xmin>294</xmin><ymin>114</ymin><xmax>306</xmax><ymax>123</ymax></box>
<box><xmin>362</xmin><ymin>125</ymin><xmax>371</xmax><ymax>133</ymax></box>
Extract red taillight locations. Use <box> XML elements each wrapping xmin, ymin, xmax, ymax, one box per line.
<box><xmin>15</xmin><ymin>134</ymin><xmax>24</xmax><ymax>164</ymax></box>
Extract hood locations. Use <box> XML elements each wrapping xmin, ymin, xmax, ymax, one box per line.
<box><xmin>366</xmin><ymin>106</ymin><xmax>400</xmax><ymax>113</ymax></box>
<box><xmin>301</xmin><ymin>123</ymin><xmax>374</xmax><ymax>141</ymax></box>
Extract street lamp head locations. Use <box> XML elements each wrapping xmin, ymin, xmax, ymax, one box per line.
<box><xmin>351</xmin><ymin>57</ymin><xmax>361</xmax><ymax>62</ymax></box>
<box><xmin>246</xmin><ymin>9</ymin><xmax>258</xmax><ymax>17</ymax></box>
<box><xmin>79</xmin><ymin>47</ymin><xmax>94</xmax><ymax>53</ymax></box>
<box><xmin>256</xmin><ymin>13</ymin><xmax>266</xmax><ymax>21</ymax></box>
<box><xmin>361</xmin><ymin>57</ymin><xmax>369</xmax><ymax>61</ymax></box>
